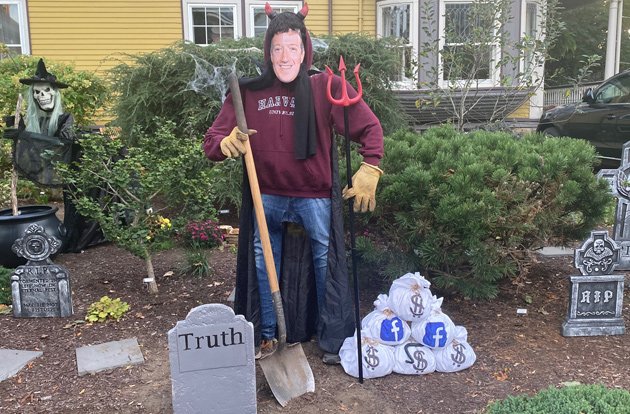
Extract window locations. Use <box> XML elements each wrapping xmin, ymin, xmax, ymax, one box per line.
<box><xmin>523</xmin><ymin>2</ymin><xmax>539</xmax><ymax>73</ymax></box>
<box><xmin>0</xmin><ymin>0</ymin><xmax>29</xmax><ymax>55</ymax></box>
<box><xmin>246</xmin><ymin>1</ymin><xmax>301</xmax><ymax>38</ymax></box>
<box><xmin>182</xmin><ymin>1</ymin><xmax>240</xmax><ymax>45</ymax></box>
<box><xmin>377</xmin><ymin>0</ymin><xmax>418</xmax><ymax>84</ymax></box>
<box><xmin>596</xmin><ymin>74</ymin><xmax>630</xmax><ymax>104</ymax></box>
<box><xmin>439</xmin><ymin>0</ymin><xmax>500</xmax><ymax>86</ymax></box>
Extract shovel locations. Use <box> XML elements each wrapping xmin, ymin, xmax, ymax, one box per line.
<box><xmin>228</xmin><ymin>73</ymin><xmax>315</xmax><ymax>407</ymax></box>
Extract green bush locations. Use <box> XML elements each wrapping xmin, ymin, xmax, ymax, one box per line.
<box><xmin>0</xmin><ymin>54</ymin><xmax>110</xmax><ymax>127</ymax></box>
<box><xmin>485</xmin><ymin>384</ymin><xmax>630</xmax><ymax>413</ymax></box>
<box><xmin>0</xmin><ymin>266</ymin><xmax>12</xmax><ymax>305</ymax></box>
<box><xmin>108</xmin><ymin>39</ymin><xmax>263</xmax><ymax>144</ymax></box>
<box><xmin>312</xmin><ymin>33</ymin><xmax>411</xmax><ymax>135</ymax></box>
<box><xmin>377</xmin><ymin>125</ymin><xmax>612</xmax><ymax>299</ymax></box>
<box><xmin>56</xmin><ymin>119</ymin><xmax>217</xmax><ymax>259</ymax></box>
<box><xmin>86</xmin><ymin>296</ymin><xmax>130</xmax><ymax>322</ymax></box>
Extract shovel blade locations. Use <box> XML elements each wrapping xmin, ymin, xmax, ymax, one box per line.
<box><xmin>258</xmin><ymin>343</ymin><xmax>315</xmax><ymax>407</ymax></box>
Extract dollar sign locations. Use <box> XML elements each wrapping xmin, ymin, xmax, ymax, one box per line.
<box><xmin>364</xmin><ymin>346</ymin><xmax>380</xmax><ymax>370</ymax></box>
<box><xmin>451</xmin><ymin>343</ymin><xmax>466</xmax><ymax>366</ymax></box>
<box><xmin>410</xmin><ymin>293</ymin><xmax>424</xmax><ymax>316</ymax></box>
<box><xmin>413</xmin><ymin>349</ymin><xmax>428</xmax><ymax>372</ymax></box>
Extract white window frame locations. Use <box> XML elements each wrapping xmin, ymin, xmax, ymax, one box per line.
<box><xmin>0</xmin><ymin>0</ymin><xmax>30</xmax><ymax>55</ymax></box>
<box><xmin>376</xmin><ymin>0</ymin><xmax>418</xmax><ymax>86</ymax></box>
<box><xmin>245</xmin><ymin>1</ymin><xmax>302</xmax><ymax>38</ymax></box>
<box><xmin>182</xmin><ymin>0</ymin><xmax>241</xmax><ymax>45</ymax></box>
<box><xmin>438</xmin><ymin>0</ymin><xmax>501</xmax><ymax>88</ymax></box>
<box><xmin>520</xmin><ymin>0</ymin><xmax>543</xmax><ymax>75</ymax></box>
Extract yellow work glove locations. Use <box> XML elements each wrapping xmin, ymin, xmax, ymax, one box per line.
<box><xmin>220</xmin><ymin>126</ymin><xmax>257</xmax><ymax>158</ymax></box>
<box><xmin>342</xmin><ymin>162</ymin><xmax>384</xmax><ymax>213</ymax></box>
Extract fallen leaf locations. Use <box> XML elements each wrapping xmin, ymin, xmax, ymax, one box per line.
<box><xmin>79</xmin><ymin>389</ymin><xmax>85</xmax><ymax>395</ymax></box>
<box><xmin>0</xmin><ymin>305</ymin><xmax>11</xmax><ymax>315</ymax></box>
<box><xmin>163</xmin><ymin>271</ymin><xmax>174</xmax><ymax>278</ymax></box>
<box><xmin>492</xmin><ymin>368</ymin><xmax>510</xmax><ymax>381</ymax></box>
<box><xmin>135</xmin><ymin>312</ymin><xmax>145</xmax><ymax>319</ymax></box>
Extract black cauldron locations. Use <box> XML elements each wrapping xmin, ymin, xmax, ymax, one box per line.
<box><xmin>0</xmin><ymin>205</ymin><xmax>65</xmax><ymax>268</ymax></box>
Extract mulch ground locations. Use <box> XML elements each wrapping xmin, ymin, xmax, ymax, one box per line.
<box><xmin>0</xmin><ymin>239</ymin><xmax>629</xmax><ymax>413</ymax></box>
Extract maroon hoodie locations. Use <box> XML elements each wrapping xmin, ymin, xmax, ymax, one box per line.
<box><xmin>204</xmin><ymin>73</ymin><xmax>383</xmax><ymax>198</ymax></box>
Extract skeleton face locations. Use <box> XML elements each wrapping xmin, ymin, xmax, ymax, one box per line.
<box><xmin>33</xmin><ymin>82</ymin><xmax>57</xmax><ymax>111</ymax></box>
<box><xmin>593</xmin><ymin>239</ymin><xmax>605</xmax><ymax>255</ymax></box>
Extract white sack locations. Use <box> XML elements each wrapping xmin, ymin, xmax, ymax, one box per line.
<box><xmin>434</xmin><ymin>326</ymin><xmax>476</xmax><ymax>372</ymax></box>
<box><xmin>388</xmin><ymin>272</ymin><xmax>434</xmax><ymax>322</ymax></box>
<box><xmin>410</xmin><ymin>297</ymin><xmax>456</xmax><ymax>349</ymax></box>
<box><xmin>339</xmin><ymin>330</ymin><xmax>395</xmax><ymax>379</ymax></box>
<box><xmin>392</xmin><ymin>341</ymin><xmax>436</xmax><ymax>375</ymax></box>
<box><xmin>361</xmin><ymin>294</ymin><xmax>411</xmax><ymax>346</ymax></box>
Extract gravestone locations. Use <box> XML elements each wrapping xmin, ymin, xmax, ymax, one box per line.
<box><xmin>562</xmin><ymin>230</ymin><xmax>625</xmax><ymax>336</ymax></box>
<box><xmin>11</xmin><ymin>224</ymin><xmax>73</xmax><ymax>318</ymax></box>
<box><xmin>603</xmin><ymin>141</ymin><xmax>630</xmax><ymax>269</ymax></box>
<box><xmin>168</xmin><ymin>303</ymin><xmax>256</xmax><ymax>414</ymax></box>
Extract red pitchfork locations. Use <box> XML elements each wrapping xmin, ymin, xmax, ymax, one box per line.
<box><xmin>325</xmin><ymin>56</ymin><xmax>364</xmax><ymax>384</ymax></box>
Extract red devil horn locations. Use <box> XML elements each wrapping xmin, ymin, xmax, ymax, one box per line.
<box><xmin>265</xmin><ymin>2</ymin><xmax>277</xmax><ymax>19</ymax></box>
<box><xmin>297</xmin><ymin>3</ymin><xmax>309</xmax><ymax>19</ymax></box>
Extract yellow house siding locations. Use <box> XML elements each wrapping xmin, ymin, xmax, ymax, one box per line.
<box><xmin>509</xmin><ymin>99</ymin><xmax>530</xmax><ymax>119</ymax></box>
<box><xmin>306</xmin><ymin>0</ymin><xmax>376</xmax><ymax>36</ymax></box>
<box><xmin>27</xmin><ymin>0</ymin><xmax>183</xmax><ymax>75</ymax></box>
<box><xmin>306</xmin><ymin>0</ymin><xmax>331</xmax><ymax>35</ymax></box>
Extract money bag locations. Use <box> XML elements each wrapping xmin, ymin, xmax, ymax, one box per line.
<box><xmin>339</xmin><ymin>330</ymin><xmax>395</xmax><ymax>379</ymax></box>
<box><xmin>388</xmin><ymin>272</ymin><xmax>434</xmax><ymax>322</ymax></box>
<box><xmin>410</xmin><ymin>297</ymin><xmax>455</xmax><ymax>349</ymax></box>
<box><xmin>361</xmin><ymin>294</ymin><xmax>411</xmax><ymax>346</ymax></box>
<box><xmin>392</xmin><ymin>340</ymin><xmax>436</xmax><ymax>375</ymax></box>
<box><xmin>434</xmin><ymin>326</ymin><xmax>476</xmax><ymax>372</ymax></box>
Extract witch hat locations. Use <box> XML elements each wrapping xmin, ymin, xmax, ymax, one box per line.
<box><xmin>19</xmin><ymin>58</ymin><xmax>69</xmax><ymax>88</ymax></box>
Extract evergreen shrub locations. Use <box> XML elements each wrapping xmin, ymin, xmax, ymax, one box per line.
<box><xmin>378</xmin><ymin>125</ymin><xmax>612</xmax><ymax>299</ymax></box>
<box><xmin>484</xmin><ymin>384</ymin><xmax>630</xmax><ymax>413</ymax></box>
<box><xmin>0</xmin><ymin>266</ymin><xmax>11</xmax><ymax>305</ymax></box>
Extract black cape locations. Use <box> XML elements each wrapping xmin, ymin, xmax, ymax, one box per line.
<box><xmin>233</xmin><ymin>138</ymin><xmax>355</xmax><ymax>354</ymax></box>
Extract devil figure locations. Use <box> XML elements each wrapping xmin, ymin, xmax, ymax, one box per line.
<box><xmin>204</xmin><ymin>4</ymin><xmax>384</xmax><ymax>364</ymax></box>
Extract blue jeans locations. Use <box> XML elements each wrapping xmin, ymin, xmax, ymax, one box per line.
<box><xmin>253</xmin><ymin>195</ymin><xmax>331</xmax><ymax>340</ymax></box>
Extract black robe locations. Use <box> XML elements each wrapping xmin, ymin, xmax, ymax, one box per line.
<box><xmin>233</xmin><ymin>138</ymin><xmax>356</xmax><ymax>354</ymax></box>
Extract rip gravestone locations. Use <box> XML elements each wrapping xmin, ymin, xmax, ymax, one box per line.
<box><xmin>168</xmin><ymin>303</ymin><xmax>256</xmax><ymax>414</ymax></box>
<box><xmin>562</xmin><ymin>230</ymin><xmax>625</xmax><ymax>336</ymax></box>
<box><xmin>11</xmin><ymin>224</ymin><xmax>72</xmax><ymax>317</ymax></box>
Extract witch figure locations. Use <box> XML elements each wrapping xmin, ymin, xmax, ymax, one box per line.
<box><xmin>3</xmin><ymin>58</ymin><xmax>104</xmax><ymax>252</ymax></box>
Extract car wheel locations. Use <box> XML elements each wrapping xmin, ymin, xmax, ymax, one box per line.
<box><xmin>542</xmin><ymin>127</ymin><xmax>560</xmax><ymax>137</ymax></box>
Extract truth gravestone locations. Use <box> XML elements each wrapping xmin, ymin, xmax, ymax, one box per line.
<box><xmin>562</xmin><ymin>230</ymin><xmax>625</xmax><ymax>336</ymax></box>
<box><xmin>11</xmin><ymin>224</ymin><xmax>72</xmax><ymax>318</ymax></box>
<box><xmin>168</xmin><ymin>303</ymin><xmax>256</xmax><ymax>414</ymax></box>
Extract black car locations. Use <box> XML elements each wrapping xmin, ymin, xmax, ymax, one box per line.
<box><xmin>537</xmin><ymin>70</ymin><xmax>630</xmax><ymax>168</ymax></box>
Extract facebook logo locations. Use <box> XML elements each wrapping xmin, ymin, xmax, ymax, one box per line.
<box><xmin>422</xmin><ymin>322</ymin><xmax>447</xmax><ymax>347</ymax></box>
<box><xmin>380</xmin><ymin>317</ymin><xmax>404</xmax><ymax>342</ymax></box>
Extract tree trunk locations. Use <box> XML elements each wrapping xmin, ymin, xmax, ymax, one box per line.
<box><xmin>144</xmin><ymin>252</ymin><xmax>159</xmax><ymax>295</ymax></box>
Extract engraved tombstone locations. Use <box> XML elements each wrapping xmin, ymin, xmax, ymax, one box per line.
<box><xmin>11</xmin><ymin>224</ymin><xmax>73</xmax><ymax>318</ymax></box>
<box><xmin>562</xmin><ymin>231</ymin><xmax>625</xmax><ymax>336</ymax></box>
<box><xmin>168</xmin><ymin>303</ymin><xmax>256</xmax><ymax>414</ymax></box>
<box><xmin>604</xmin><ymin>141</ymin><xmax>630</xmax><ymax>269</ymax></box>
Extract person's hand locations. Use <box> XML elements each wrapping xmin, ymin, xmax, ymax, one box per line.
<box><xmin>342</xmin><ymin>162</ymin><xmax>383</xmax><ymax>213</ymax></box>
<box><xmin>220</xmin><ymin>126</ymin><xmax>257</xmax><ymax>158</ymax></box>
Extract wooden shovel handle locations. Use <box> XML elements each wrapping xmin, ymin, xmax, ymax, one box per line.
<box><xmin>227</xmin><ymin>74</ymin><xmax>281</xmax><ymax>293</ymax></box>
<box><xmin>228</xmin><ymin>74</ymin><xmax>287</xmax><ymax>345</ymax></box>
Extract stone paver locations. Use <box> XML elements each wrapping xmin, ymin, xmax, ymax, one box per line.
<box><xmin>75</xmin><ymin>337</ymin><xmax>144</xmax><ymax>376</ymax></box>
<box><xmin>0</xmin><ymin>349</ymin><xmax>43</xmax><ymax>382</ymax></box>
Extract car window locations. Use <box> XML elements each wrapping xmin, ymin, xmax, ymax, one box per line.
<box><xmin>595</xmin><ymin>74</ymin><xmax>630</xmax><ymax>104</ymax></box>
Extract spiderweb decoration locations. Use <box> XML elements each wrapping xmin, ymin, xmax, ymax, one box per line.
<box><xmin>184</xmin><ymin>53</ymin><xmax>238</xmax><ymax>103</ymax></box>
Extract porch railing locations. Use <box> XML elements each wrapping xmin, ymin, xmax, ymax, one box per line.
<box><xmin>542</xmin><ymin>81</ymin><xmax>601</xmax><ymax>108</ymax></box>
